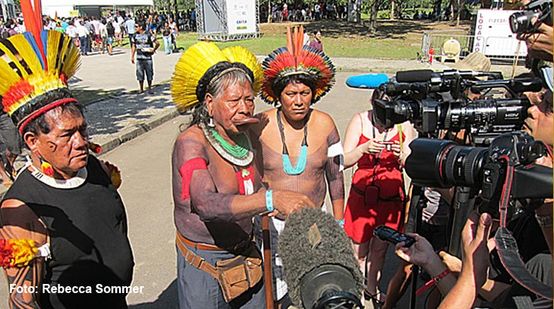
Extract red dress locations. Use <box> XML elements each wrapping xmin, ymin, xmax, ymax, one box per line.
<box><xmin>344</xmin><ymin>133</ymin><xmax>406</xmax><ymax>243</ymax></box>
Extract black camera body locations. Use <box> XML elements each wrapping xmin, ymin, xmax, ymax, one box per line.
<box><xmin>510</xmin><ymin>0</ymin><xmax>552</xmax><ymax>34</ymax></box>
<box><xmin>372</xmin><ymin>70</ymin><xmax>543</xmax><ymax>145</ymax></box>
<box><xmin>405</xmin><ymin>132</ymin><xmax>552</xmax><ymax>214</ymax></box>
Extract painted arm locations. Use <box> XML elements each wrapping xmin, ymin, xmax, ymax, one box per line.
<box><xmin>326</xmin><ymin>126</ymin><xmax>345</xmax><ymax>220</ymax></box>
<box><xmin>173</xmin><ymin>132</ymin><xmax>314</xmax><ymax>222</ymax></box>
<box><xmin>0</xmin><ymin>200</ymin><xmax>47</xmax><ymax>309</ymax></box>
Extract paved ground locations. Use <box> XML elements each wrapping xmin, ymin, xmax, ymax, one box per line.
<box><xmin>0</xmin><ymin>45</ymin><xmax>529</xmax><ymax>308</ymax></box>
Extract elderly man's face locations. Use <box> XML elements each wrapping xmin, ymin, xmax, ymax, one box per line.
<box><xmin>279</xmin><ymin>81</ymin><xmax>312</xmax><ymax>123</ymax></box>
<box><xmin>207</xmin><ymin>80</ymin><xmax>255</xmax><ymax>135</ymax></box>
<box><xmin>32</xmin><ymin>110</ymin><xmax>89</xmax><ymax>178</ymax></box>
<box><xmin>524</xmin><ymin>91</ymin><xmax>553</xmax><ymax>146</ymax></box>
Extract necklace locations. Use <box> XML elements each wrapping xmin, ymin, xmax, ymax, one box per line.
<box><xmin>200</xmin><ymin>123</ymin><xmax>253</xmax><ymax>167</ymax></box>
<box><xmin>277</xmin><ymin>109</ymin><xmax>309</xmax><ymax>175</ymax></box>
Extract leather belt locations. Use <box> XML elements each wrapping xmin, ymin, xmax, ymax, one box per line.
<box><xmin>175</xmin><ymin>232</ymin><xmax>219</xmax><ymax>278</ymax></box>
<box><xmin>176</xmin><ymin>232</ymin><xmax>224</xmax><ymax>251</ymax></box>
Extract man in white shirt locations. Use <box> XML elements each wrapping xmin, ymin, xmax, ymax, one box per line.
<box><xmin>124</xmin><ymin>16</ymin><xmax>136</xmax><ymax>46</ymax></box>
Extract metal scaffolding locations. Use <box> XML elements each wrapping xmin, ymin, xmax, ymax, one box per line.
<box><xmin>195</xmin><ymin>0</ymin><xmax>259</xmax><ymax>42</ymax></box>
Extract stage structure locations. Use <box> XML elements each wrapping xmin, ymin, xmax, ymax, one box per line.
<box><xmin>195</xmin><ymin>0</ymin><xmax>259</xmax><ymax>41</ymax></box>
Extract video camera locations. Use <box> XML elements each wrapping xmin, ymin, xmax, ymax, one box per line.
<box><xmin>372</xmin><ymin>69</ymin><xmax>543</xmax><ymax>145</ymax></box>
<box><xmin>510</xmin><ymin>0</ymin><xmax>552</xmax><ymax>34</ymax></box>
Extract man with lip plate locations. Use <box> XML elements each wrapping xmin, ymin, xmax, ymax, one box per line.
<box><xmin>170</xmin><ymin>42</ymin><xmax>316</xmax><ymax>308</ymax></box>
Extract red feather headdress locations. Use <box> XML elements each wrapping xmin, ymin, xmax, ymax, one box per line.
<box><xmin>261</xmin><ymin>26</ymin><xmax>335</xmax><ymax>105</ymax></box>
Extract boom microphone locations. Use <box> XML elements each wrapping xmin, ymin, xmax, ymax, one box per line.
<box><xmin>346</xmin><ymin>73</ymin><xmax>389</xmax><ymax>89</ymax></box>
<box><xmin>279</xmin><ymin>208</ymin><xmax>363</xmax><ymax>308</ymax></box>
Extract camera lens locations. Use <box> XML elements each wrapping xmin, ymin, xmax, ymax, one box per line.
<box><xmin>406</xmin><ymin>138</ymin><xmax>488</xmax><ymax>187</ymax></box>
<box><xmin>443</xmin><ymin>146</ymin><xmax>487</xmax><ymax>187</ymax></box>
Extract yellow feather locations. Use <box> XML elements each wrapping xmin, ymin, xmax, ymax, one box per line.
<box><xmin>0</xmin><ymin>60</ymin><xmax>22</xmax><ymax>94</ymax></box>
<box><xmin>171</xmin><ymin>42</ymin><xmax>227</xmax><ymax>112</ymax></box>
<box><xmin>7</xmin><ymin>34</ymin><xmax>43</xmax><ymax>76</ymax></box>
<box><xmin>57</xmin><ymin>33</ymin><xmax>80</xmax><ymax>79</ymax></box>
<box><xmin>222</xmin><ymin>46</ymin><xmax>263</xmax><ymax>93</ymax></box>
<box><xmin>0</xmin><ymin>39</ymin><xmax>33</xmax><ymax>80</ymax></box>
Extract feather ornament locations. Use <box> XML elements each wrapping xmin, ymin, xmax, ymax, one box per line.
<box><xmin>261</xmin><ymin>26</ymin><xmax>335</xmax><ymax>105</ymax></box>
<box><xmin>171</xmin><ymin>42</ymin><xmax>262</xmax><ymax>112</ymax></box>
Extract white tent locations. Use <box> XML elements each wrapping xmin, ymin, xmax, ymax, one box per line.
<box><xmin>42</xmin><ymin>0</ymin><xmax>154</xmax><ymax>18</ymax></box>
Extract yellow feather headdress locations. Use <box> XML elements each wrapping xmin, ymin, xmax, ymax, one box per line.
<box><xmin>171</xmin><ymin>42</ymin><xmax>262</xmax><ymax>113</ymax></box>
<box><xmin>0</xmin><ymin>0</ymin><xmax>80</xmax><ymax>133</ymax></box>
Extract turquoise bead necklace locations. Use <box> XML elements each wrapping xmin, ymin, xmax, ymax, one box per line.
<box><xmin>276</xmin><ymin>109</ymin><xmax>309</xmax><ymax>175</ymax></box>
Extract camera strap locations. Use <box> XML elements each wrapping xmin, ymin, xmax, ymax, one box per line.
<box><xmin>495</xmin><ymin>159</ymin><xmax>553</xmax><ymax>300</ymax></box>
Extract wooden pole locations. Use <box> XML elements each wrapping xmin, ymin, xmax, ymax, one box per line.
<box><xmin>262</xmin><ymin>215</ymin><xmax>275</xmax><ymax>309</ymax></box>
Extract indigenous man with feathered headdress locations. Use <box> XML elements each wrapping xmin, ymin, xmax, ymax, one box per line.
<box><xmin>249</xmin><ymin>25</ymin><xmax>345</xmax><ymax>307</ymax></box>
<box><xmin>170</xmin><ymin>42</ymin><xmax>315</xmax><ymax>308</ymax></box>
<box><xmin>0</xmin><ymin>1</ymin><xmax>133</xmax><ymax>308</ymax></box>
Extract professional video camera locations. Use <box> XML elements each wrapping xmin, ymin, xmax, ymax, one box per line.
<box><xmin>372</xmin><ymin>69</ymin><xmax>543</xmax><ymax>145</ymax></box>
<box><xmin>510</xmin><ymin>0</ymin><xmax>552</xmax><ymax>34</ymax></box>
<box><xmin>405</xmin><ymin>131</ymin><xmax>552</xmax><ymax>215</ymax></box>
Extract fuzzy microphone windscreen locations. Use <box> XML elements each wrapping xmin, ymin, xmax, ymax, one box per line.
<box><xmin>278</xmin><ymin>208</ymin><xmax>363</xmax><ymax>307</ymax></box>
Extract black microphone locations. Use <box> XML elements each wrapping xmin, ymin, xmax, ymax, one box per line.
<box><xmin>396</xmin><ymin>69</ymin><xmax>434</xmax><ymax>83</ymax></box>
<box><xmin>279</xmin><ymin>208</ymin><xmax>363</xmax><ymax>308</ymax></box>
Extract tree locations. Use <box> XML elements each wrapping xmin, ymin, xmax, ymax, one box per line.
<box><xmin>368</xmin><ymin>0</ymin><xmax>379</xmax><ymax>33</ymax></box>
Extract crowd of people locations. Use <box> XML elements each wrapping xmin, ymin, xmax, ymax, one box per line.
<box><xmin>266</xmin><ymin>2</ymin><xmax>350</xmax><ymax>23</ymax></box>
<box><xmin>0</xmin><ymin>1</ymin><xmax>551</xmax><ymax>309</ymax></box>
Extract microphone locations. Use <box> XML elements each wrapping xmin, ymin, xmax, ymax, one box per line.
<box><xmin>279</xmin><ymin>208</ymin><xmax>363</xmax><ymax>308</ymax></box>
<box><xmin>396</xmin><ymin>69</ymin><xmax>434</xmax><ymax>83</ymax></box>
<box><xmin>346</xmin><ymin>73</ymin><xmax>389</xmax><ymax>89</ymax></box>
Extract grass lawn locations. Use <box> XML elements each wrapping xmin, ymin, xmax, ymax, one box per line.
<box><xmin>173</xmin><ymin>19</ymin><xmax>470</xmax><ymax>60</ymax></box>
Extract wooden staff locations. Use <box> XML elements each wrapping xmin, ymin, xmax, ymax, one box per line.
<box><xmin>262</xmin><ymin>215</ymin><xmax>275</xmax><ymax>309</ymax></box>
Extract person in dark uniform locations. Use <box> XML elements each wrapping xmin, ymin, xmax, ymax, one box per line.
<box><xmin>0</xmin><ymin>5</ymin><xmax>134</xmax><ymax>308</ymax></box>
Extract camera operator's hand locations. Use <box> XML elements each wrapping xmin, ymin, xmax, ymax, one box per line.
<box><xmin>395</xmin><ymin>233</ymin><xmax>438</xmax><ymax>269</ymax></box>
<box><xmin>358</xmin><ymin>138</ymin><xmax>385</xmax><ymax>155</ymax></box>
<box><xmin>438</xmin><ymin>212</ymin><xmax>492</xmax><ymax>309</ymax></box>
<box><xmin>271</xmin><ymin>190</ymin><xmax>317</xmax><ymax>218</ymax></box>
<box><xmin>439</xmin><ymin>251</ymin><xmax>462</xmax><ymax>274</ymax></box>
<box><xmin>461</xmin><ymin>212</ymin><xmax>493</xmax><ymax>288</ymax></box>
<box><xmin>526</xmin><ymin>22</ymin><xmax>553</xmax><ymax>62</ymax></box>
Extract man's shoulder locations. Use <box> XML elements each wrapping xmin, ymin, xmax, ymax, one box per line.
<box><xmin>175</xmin><ymin>125</ymin><xmax>205</xmax><ymax>146</ymax></box>
<box><xmin>310</xmin><ymin>109</ymin><xmax>335</xmax><ymax>126</ymax></box>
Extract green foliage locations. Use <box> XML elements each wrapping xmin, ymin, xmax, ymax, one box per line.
<box><xmin>174</xmin><ymin>31</ymin><xmax>417</xmax><ymax>59</ymax></box>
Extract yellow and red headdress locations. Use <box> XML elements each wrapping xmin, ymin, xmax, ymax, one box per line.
<box><xmin>0</xmin><ymin>0</ymin><xmax>80</xmax><ymax>133</ymax></box>
<box><xmin>171</xmin><ymin>42</ymin><xmax>263</xmax><ymax>113</ymax></box>
<box><xmin>261</xmin><ymin>26</ymin><xmax>335</xmax><ymax>105</ymax></box>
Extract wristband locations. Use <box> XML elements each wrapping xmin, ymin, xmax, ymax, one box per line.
<box><xmin>265</xmin><ymin>190</ymin><xmax>274</xmax><ymax>212</ymax></box>
<box><xmin>416</xmin><ymin>268</ymin><xmax>450</xmax><ymax>296</ymax></box>
<box><xmin>336</xmin><ymin>219</ymin><xmax>345</xmax><ymax>228</ymax></box>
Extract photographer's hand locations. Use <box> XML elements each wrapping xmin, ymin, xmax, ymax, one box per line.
<box><xmin>524</xmin><ymin>22</ymin><xmax>553</xmax><ymax>62</ymax></box>
<box><xmin>439</xmin><ymin>212</ymin><xmax>492</xmax><ymax>309</ymax></box>
<box><xmin>396</xmin><ymin>234</ymin><xmax>457</xmax><ymax>297</ymax></box>
<box><xmin>395</xmin><ymin>233</ymin><xmax>436</xmax><ymax>268</ymax></box>
<box><xmin>439</xmin><ymin>251</ymin><xmax>462</xmax><ymax>274</ymax></box>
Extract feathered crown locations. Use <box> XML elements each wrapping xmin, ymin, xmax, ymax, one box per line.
<box><xmin>171</xmin><ymin>42</ymin><xmax>263</xmax><ymax>113</ymax></box>
<box><xmin>0</xmin><ymin>0</ymin><xmax>80</xmax><ymax>133</ymax></box>
<box><xmin>261</xmin><ymin>26</ymin><xmax>335</xmax><ymax>105</ymax></box>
